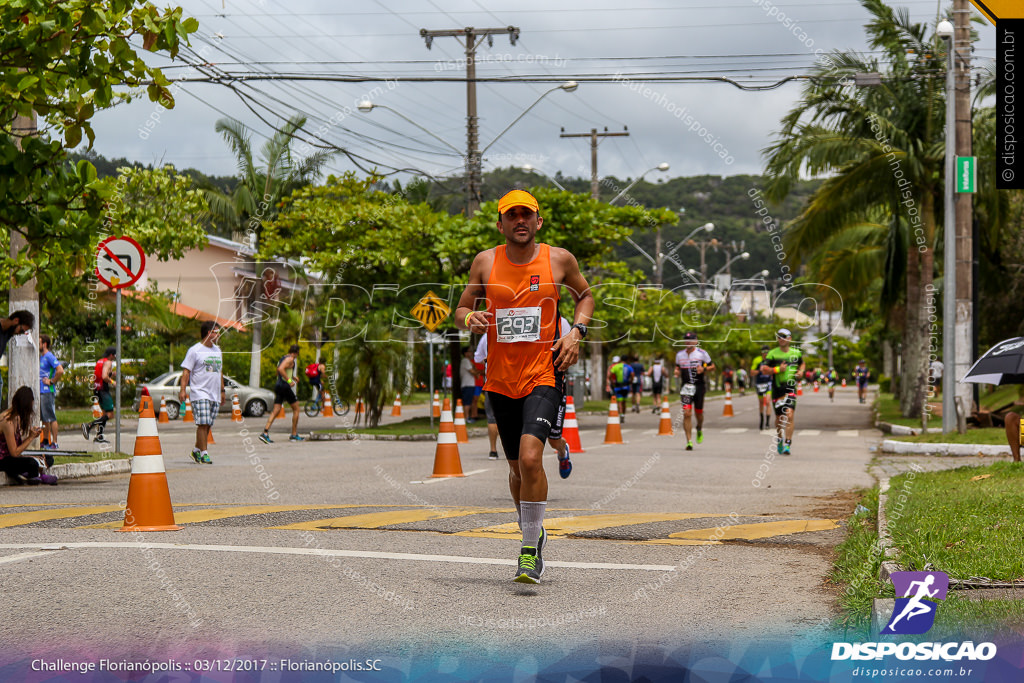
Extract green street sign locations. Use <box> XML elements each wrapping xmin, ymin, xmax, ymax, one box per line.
<box><xmin>956</xmin><ymin>156</ymin><xmax>976</xmax><ymax>193</ymax></box>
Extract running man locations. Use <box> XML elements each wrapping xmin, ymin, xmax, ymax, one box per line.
<box><xmin>884</xmin><ymin>574</ymin><xmax>940</xmax><ymax>633</ymax></box>
<box><xmin>38</xmin><ymin>334</ymin><xmax>64</xmax><ymax>450</ymax></box>
<box><xmin>646</xmin><ymin>357</ymin><xmax>666</xmax><ymax>413</ymax></box>
<box><xmin>825</xmin><ymin>366</ymin><xmax>839</xmax><ymax>403</ymax></box>
<box><xmin>606</xmin><ymin>356</ymin><xmax>633</xmax><ymax>423</ymax></box>
<box><xmin>629</xmin><ymin>356</ymin><xmax>645</xmax><ymax>413</ymax></box>
<box><xmin>259</xmin><ymin>344</ymin><xmax>304</xmax><ymax>443</ymax></box>
<box><xmin>455</xmin><ymin>189</ymin><xmax>593</xmax><ymax>585</ymax></box>
<box><xmin>180</xmin><ymin>321</ymin><xmax>224</xmax><ymax>464</ymax></box>
<box><xmin>751</xmin><ymin>345</ymin><xmax>773</xmax><ymax>431</ymax></box>
<box><xmin>674</xmin><ymin>331</ymin><xmax>714</xmax><ymax>451</ymax></box>
<box><xmin>83</xmin><ymin>347</ymin><xmax>116</xmax><ymax>444</ymax></box>
<box><xmin>760</xmin><ymin>328</ymin><xmax>805</xmax><ymax>456</ymax></box>
<box><xmin>854</xmin><ymin>359</ymin><xmax>870</xmax><ymax>404</ymax></box>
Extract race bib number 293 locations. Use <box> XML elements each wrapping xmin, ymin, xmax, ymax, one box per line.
<box><xmin>496</xmin><ymin>306</ymin><xmax>542</xmax><ymax>343</ymax></box>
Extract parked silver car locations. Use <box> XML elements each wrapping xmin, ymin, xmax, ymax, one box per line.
<box><xmin>133</xmin><ymin>371</ymin><xmax>274</xmax><ymax>418</ymax></box>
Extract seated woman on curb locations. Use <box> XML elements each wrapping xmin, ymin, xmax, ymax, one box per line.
<box><xmin>0</xmin><ymin>386</ymin><xmax>56</xmax><ymax>485</ymax></box>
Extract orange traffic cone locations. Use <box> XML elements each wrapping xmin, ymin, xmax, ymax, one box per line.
<box><xmin>391</xmin><ymin>394</ymin><xmax>402</xmax><ymax>417</ymax></box>
<box><xmin>562</xmin><ymin>396</ymin><xmax>584</xmax><ymax>453</ymax></box>
<box><xmin>430</xmin><ymin>398</ymin><xmax>464</xmax><ymax>478</ymax></box>
<box><xmin>841</xmin><ymin>378</ymin><xmax>847</xmax><ymax>388</ymax></box>
<box><xmin>157</xmin><ymin>396</ymin><xmax>170</xmax><ymax>424</ymax></box>
<box><xmin>432</xmin><ymin>391</ymin><xmax>441</xmax><ymax>418</ymax></box>
<box><xmin>797</xmin><ymin>382</ymin><xmax>804</xmax><ymax>397</ymax></box>
<box><xmin>207</xmin><ymin>428</ymin><xmax>216</xmax><ymax>445</ymax></box>
<box><xmin>183</xmin><ymin>394</ymin><xmax>194</xmax><ymax>423</ymax></box>
<box><xmin>91</xmin><ymin>396</ymin><xmax>102</xmax><ymax>419</ymax></box>
<box><xmin>323</xmin><ymin>391</ymin><xmax>335</xmax><ymax>417</ymax></box>
<box><xmin>603</xmin><ymin>399</ymin><xmax>624</xmax><ymax>444</ymax></box>
<box><xmin>657</xmin><ymin>399</ymin><xmax>674</xmax><ymax>435</ymax></box>
<box><xmin>722</xmin><ymin>388</ymin><xmax>735</xmax><ymax>417</ymax></box>
<box><xmin>231</xmin><ymin>394</ymin><xmax>243</xmax><ymax>422</ymax></box>
<box><xmin>453</xmin><ymin>399</ymin><xmax>470</xmax><ymax>443</ymax></box>
<box><xmin>813</xmin><ymin>381</ymin><xmax>820</xmax><ymax>393</ymax></box>
<box><xmin>119</xmin><ymin>395</ymin><xmax>181</xmax><ymax>532</ymax></box>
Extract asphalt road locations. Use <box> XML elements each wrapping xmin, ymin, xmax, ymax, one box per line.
<box><xmin>0</xmin><ymin>386</ymin><xmax>877</xmax><ymax>678</ymax></box>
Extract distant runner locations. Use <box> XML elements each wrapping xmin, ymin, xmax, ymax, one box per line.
<box><xmin>751</xmin><ymin>345</ymin><xmax>773</xmax><ymax>431</ymax></box>
<box><xmin>675</xmin><ymin>332</ymin><xmax>714</xmax><ymax>451</ymax></box>
<box><xmin>760</xmin><ymin>328</ymin><xmax>804</xmax><ymax>456</ymax></box>
<box><xmin>854</xmin><ymin>359</ymin><xmax>870</xmax><ymax>404</ymax></box>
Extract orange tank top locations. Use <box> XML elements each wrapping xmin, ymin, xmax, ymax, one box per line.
<box><xmin>483</xmin><ymin>244</ymin><xmax>560</xmax><ymax>399</ymax></box>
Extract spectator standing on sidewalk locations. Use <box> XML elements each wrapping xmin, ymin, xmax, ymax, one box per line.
<box><xmin>180</xmin><ymin>321</ymin><xmax>225</xmax><ymax>465</ymax></box>
<box><xmin>38</xmin><ymin>335</ymin><xmax>64</xmax><ymax>450</ymax></box>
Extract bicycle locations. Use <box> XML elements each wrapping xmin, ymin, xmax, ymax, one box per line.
<box><xmin>304</xmin><ymin>391</ymin><xmax>350</xmax><ymax>418</ymax></box>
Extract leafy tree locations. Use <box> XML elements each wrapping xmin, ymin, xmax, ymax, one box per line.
<box><xmin>762</xmin><ymin>0</ymin><xmax>948</xmax><ymax>418</ymax></box>
<box><xmin>0</xmin><ymin>0</ymin><xmax>197</xmax><ymax>284</ymax></box>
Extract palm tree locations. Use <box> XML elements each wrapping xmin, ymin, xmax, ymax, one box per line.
<box><xmin>762</xmin><ymin>0</ymin><xmax>947</xmax><ymax>418</ymax></box>
<box><xmin>204</xmin><ymin>114</ymin><xmax>333</xmax><ymax>386</ymax></box>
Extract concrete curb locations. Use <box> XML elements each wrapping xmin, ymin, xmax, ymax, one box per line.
<box><xmin>872</xmin><ymin>474</ymin><xmax>902</xmax><ymax>637</ymax></box>
<box><xmin>875</xmin><ymin>421</ymin><xmax>943</xmax><ymax>436</ymax></box>
<box><xmin>1</xmin><ymin>457</ymin><xmax>131</xmax><ymax>487</ymax></box>
<box><xmin>309</xmin><ymin>428</ymin><xmax>489</xmax><ymax>442</ymax></box>
<box><xmin>880</xmin><ymin>439</ymin><xmax>1011</xmax><ymax>456</ymax></box>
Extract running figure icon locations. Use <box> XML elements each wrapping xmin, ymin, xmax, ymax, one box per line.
<box><xmin>882</xmin><ymin>571</ymin><xmax>948</xmax><ymax>635</ymax></box>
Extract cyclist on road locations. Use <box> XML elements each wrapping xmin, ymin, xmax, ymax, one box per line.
<box><xmin>751</xmin><ymin>345</ymin><xmax>773</xmax><ymax>431</ymax></box>
<box><xmin>305</xmin><ymin>358</ymin><xmax>326</xmax><ymax>405</ymax></box>
<box><xmin>674</xmin><ymin>332</ymin><xmax>714</xmax><ymax>451</ymax></box>
<box><xmin>454</xmin><ymin>189</ymin><xmax>593</xmax><ymax>585</ymax></box>
<box><xmin>760</xmin><ymin>329</ymin><xmax>805</xmax><ymax>456</ymax></box>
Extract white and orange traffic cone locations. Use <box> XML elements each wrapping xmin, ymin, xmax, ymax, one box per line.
<box><xmin>454</xmin><ymin>399</ymin><xmax>470</xmax><ymax>443</ymax></box>
<box><xmin>797</xmin><ymin>382</ymin><xmax>804</xmax><ymax>397</ymax></box>
<box><xmin>207</xmin><ymin>428</ymin><xmax>216</xmax><ymax>445</ymax></box>
<box><xmin>841</xmin><ymin>378</ymin><xmax>847</xmax><ymax>388</ymax></box>
<box><xmin>323</xmin><ymin>391</ymin><xmax>335</xmax><ymax>417</ymax></box>
<box><xmin>231</xmin><ymin>394</ymin><xmax>243</xmax><ymax>422</ymax></box>
<box><xmin>722</xmin><ymin>388</ymin><xmax>735</xmax><ymax>417</ymax></box>
<box><xmin>157</xmin><ymin>396</ymin><xmax>170</xmax><ymax>424</ymax></box>
<box><xmin>813</xmin><ymin>380</ymin><xmax>820</xmax><ymax>393</ymax></box>
<box><xmin>183</xmin><ymin>393</ymin><xmax>194</xmax><ymax>423</ymax></box>
<box><xmin>562</xmin><ymin>396</ymin><xmax>584</xmax><ymax>453</ymax></box>
<box><xmin>603</xmin><ymin>399</ymin><xmax>624</xmax><ymax>444</ymax></box>
<box><xmin>430</xmin><ymin>398</ymin><xmax>464</xmax><ymax>478</ymax></box>
<box><xmin>91</xmin><ymin>396</ymin><xmax>102</xmax><ymax>419</ymax></box>
<box><xmin>391</xmin><ymin>394</ymin><xmax>402</xmax><ymax>417</ymax></box>
<box><xmin>657</xmin><ymin>399</ymin><xmax>674</xmax><ymax>435</ymax></box>
<box><xmin>432</xmin><ymin>391</ymin><xmax>441</xmax><ymax>419</ymax></box>
<box><xmin>118</xmin><ymin>395</ymin><xmax>181</xmax><ymax>532</ymax></box>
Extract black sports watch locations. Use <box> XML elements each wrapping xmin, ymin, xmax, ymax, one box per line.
<box><xmin>571</xmin><ymin>323</ymin><xmax>588</xmax><ymax>338</ymax></box>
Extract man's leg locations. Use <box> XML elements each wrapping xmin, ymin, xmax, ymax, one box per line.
<box><xmin>196</xmin><ymin>424</ymin><xmax>210</xmax><ymax>451</ymax></box>
<box><xmin>682</xmin><ymin>405</ymin><xmax>693</xmax><ymax>445</ymax></box>
<box><xmin>1006</xmin><ymin>412</ymin><xmax>1021</xmax><ymax>463</ymax></box>
<box><xmin>489</xmin><ymin>423</ymin><xmax>499</xmax><ymax>452</ymax></box>
<box><xmin>263</xmin><ymin>403</ymin><xmax>282</xmax><ymax>432</ymax></box>
<box><xmin>290</xmin><ymin>401</ymin><xmax>301</xmax><ymax>435</ymax></box>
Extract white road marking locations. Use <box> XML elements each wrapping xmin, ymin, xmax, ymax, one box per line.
<box><xmin>722</xmin><ymin>428</ymin><xmax>749</xmax><ymax>434</ymax></box>
<box><xmin>836</xmin><ymin>430</ymin><xmax>860</xmax><ymax>437</ymax></box>
<box><xmin>0</xmin><ymin>543</ymin><xmax>675</xmax><ymax>572</ymax></box>
<box><xmin>0</xmin><ymin>550</ymin><xmax>61</xmax><ymax>565</ymax></box>
<box><xmin>410</xmin><ymin>468</ymin><xmax>489</xmax><ymax>485</ymax></box>
<box><xmin>797</xmin><ymin>429</ymin><xmax>821</xmax><ymax>436</ymax></box>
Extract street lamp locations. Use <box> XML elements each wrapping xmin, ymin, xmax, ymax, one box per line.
<box><xmin>609</xmin><ymin>162</ymin><xmax>670</xmax><ymax>205</ymax></box>
<box><xmin>714</xmin><ymin>251</ymin><xmax>749</xmax><ymax>312</ymax></box>
<box><xmin>521</xmin><ymin>164</ymin><xmax>566</xmax><ymax>191</ymax></box>
<box><xmin>938</xmin><ymin>18</ymin><xmax>956</xmax><ymax>433</ymax></box>
<box><xmin>684</xmin><ymin>225</ymin><xmax>718</xmax><ymax>297</ymax></box>
<box><xmin>481</xmin><ymin>81</ymin><xmax>578</xmax><ymax>155</ymax></box>
<box><xmin>357</xmin><ymin>100</ymin><xmax>464</xmax><ymax>156</ymax></box>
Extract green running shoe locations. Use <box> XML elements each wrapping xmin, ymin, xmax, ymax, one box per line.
<box><xmin>686</xmin><ymin>441</ymin><xmax>694</xmax><ymax>451</ymax></box>
<box><xmin>696</xmin><ymin>430</ymin><xmax>704</xmax><ymax>444</ymax></box>
<box><xmin>190</xmin><ymin>448</ymin><xmax>202</xmax><ymax>464</ymax></box>
<box><xmin>513</xmin><ymin>546</ymin><xmax>542</xmax><ymax>584</ymax></box>
<box><xmin>777</xmin><ymin>439</ymin><xmax>784</xmax><ymax>455</ymax></box>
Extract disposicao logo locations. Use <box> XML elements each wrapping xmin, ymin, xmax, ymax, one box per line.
<box><xmin>883</xmin><ymin>571</ymin><xmax>948</xmax><ymax>635</ymax></box>
<box><xmin>831</xmin><ymin>571</ymin><xmax>997</xmax><ymax>662</ymax></box>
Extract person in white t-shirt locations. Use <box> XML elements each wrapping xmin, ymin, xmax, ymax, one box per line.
<box><xmin>646</xmin><ymin>358</ymin><xmax>666</xmax><ymax>413</ymax></box>
<box><xmin>179</xmin><ymin>321</ymin><xmax>225</xmax><ymax>465</ymax></box>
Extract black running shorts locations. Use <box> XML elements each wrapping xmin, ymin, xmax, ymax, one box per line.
<box><xmin>487</xmin><ymin>385</ymin><xmax>562</xmax><ymax>460</ymax></box>
<box><xmin>680</xmin><ymin>382</ymin><xmax>707</xmax><ymax>411</ymax></box>
<box><xmin>274</xmin><ymin>379</ymin><xmax>298</xmax><ymax>405</ymax></box>
<box><xmin>771</xmin><ymin>384</ymin><xmax>796</xmax><ymax>416</ymax></box>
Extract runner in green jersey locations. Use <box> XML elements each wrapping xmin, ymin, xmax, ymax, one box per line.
<box><xmin>759</xmin><ymin>328</ymin><xmax>805</xmax><ymax>456</ymax></box>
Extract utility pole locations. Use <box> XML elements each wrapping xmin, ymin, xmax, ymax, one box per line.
<box><xmin>687</xmin><ymin>237</ymin><xmax>719</xmax><ymax>297</ymax></box>
<box><xmin>420</xmin><ymin>26</ymin><xmax>520</xmax><ymax>216</ymax></box>
<box><xmin>953</xmin><ymin>0</ymin><xmax>974</xmax><ymax>416</ymax></box>
<box><xmin>9</xmin><ymin>110</ymin><xmax>39</xmax><ymax>415</ymax></box>
<box><xmin>559</xmin><ymin>127</ymin><xmax>629</xmax><ymax>200</ymax></box>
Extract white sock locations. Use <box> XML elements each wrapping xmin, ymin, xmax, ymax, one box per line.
<box><xmin>519</xmin><ymin>501</ymin><xmax>546</xmax><ymax>549</ymax></box>
<box><xmin>515</xmin><ymin>501</ymin><xmax>522</xmax><ymax>530</ymax></box>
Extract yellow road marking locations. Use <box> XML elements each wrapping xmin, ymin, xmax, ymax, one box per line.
<box><xmin>78</xmin><ymin>504</ymin><xmax>390</xmax><ymax>529</ymax></box>
<box><xmin>272</xmin><ymin>507</ymin><xmax>510</xmax><ymax>530</ymax></box>
<box><xmin>456</xmin><ymin>512</ymin><xmax>721</xmax><ymax>539</ymax></box>
<box><xmin>639</xmin><ymin>519</ymin><xmax>841</xmax><ymax>545</ymax></box>
<box><xmin>0</xmin><ymin>505</ymin><xmax>124</xmax><ymax>528</ymax></box>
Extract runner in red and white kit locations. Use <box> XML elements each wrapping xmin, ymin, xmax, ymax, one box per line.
<box><xmin>674</xmin><ymin>331</ymin><xmax>714</xmax><ymax>451</ymax></box>
<box><xmin>455</xmin><ymin>189</ymin><xmax>593</xmax><ymax>585</ymax></box>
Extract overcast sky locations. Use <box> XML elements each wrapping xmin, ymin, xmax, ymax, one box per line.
<box><xmin>88</xmin><ymin>0</ymin><xmax>996</xmax><ymax>186</ymax></box>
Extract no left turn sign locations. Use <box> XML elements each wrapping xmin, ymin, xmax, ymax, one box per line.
<box><xmin>95</xmin><ymin>236</ymin><xmax>146</xmax><ymax>289</ymax></box>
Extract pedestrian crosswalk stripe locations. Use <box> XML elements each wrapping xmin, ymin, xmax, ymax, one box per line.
<box><xmin>797</xmin><ymin>429</ymin><xmax>821</xmax><ymax>436</ymax></box>
<box><xmin>271</xmin><ymin>507</ymin><xmax>508</xmax><ymax>531</ymax></box>
<box><xmin>722</xmin><ymin>427</ymin><xmax>748</xmax><ymax>434</ymax></box>
<box><xmin>836</xmin><ymin>429</ymin><xmax>860</xmax><ymax>437</ymax></box>
<box><xmin>77</xmin><ymin>505</ymin><xmax>403</xmax><ymax>529</ymax></box>
<box><xmin>456</xmin><ymin>513</ymin><xmax>720</xmax><ymax>539</ymax></box>
<box><xmin>643</xmin><ymin>518</ymin><xmax>841</xmax><ymax>545</ymax></box>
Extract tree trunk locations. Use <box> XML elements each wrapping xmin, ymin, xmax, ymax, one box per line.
<box><xmin>900</xmin><ymin>194</ymin><xmax>936</xmax><ymax>419</ymax></box>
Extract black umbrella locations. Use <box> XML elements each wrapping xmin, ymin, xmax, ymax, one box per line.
<box><xmin>961</xmin><ymin>336</ymin><xmax>1024</xmax><ymax>386</ymax></box>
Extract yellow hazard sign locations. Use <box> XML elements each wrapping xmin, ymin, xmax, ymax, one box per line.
<box><xmin>410</xmin><ymin>291</ymin><xmax>451</xmax><ymax>331</ymax></box>
<box><xmin>970</xmin><ymin>1</ymin><xmax>1024</xmax><ymax>22</ymax></box>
